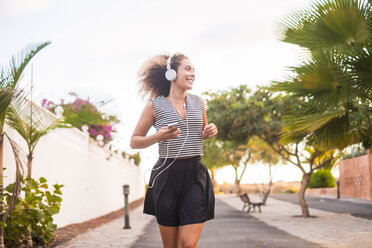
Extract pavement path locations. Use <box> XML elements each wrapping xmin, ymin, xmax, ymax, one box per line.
<box><xmin>221</xmin><ymin>194</ymin><xmax>372</xmax><ymax>248</ymax></box>
<box><xmin>57</xmin><ymin>205</ymin><xmax>153</xmax><ymax>248</ymax></box>
<box><xmin>271</xmin><ymin>193</ymin><xmax>372</xmax><ymax>220</ymax></box>
<box><xmin>57</xmin><ymin>194</ymin><xmax>372</xmax><ymax>248</ymax></box>
<box><xmin>131</xmin><ymin>198</ymin><xmax>319</xmax><ymax>248</ymax></box>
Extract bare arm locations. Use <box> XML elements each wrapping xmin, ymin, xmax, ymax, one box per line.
<box><xmin>130</xmin><ymin>101</ymin><xmax>180</xmax><ymax>149</ymax></box>
<box><xmin>198</xmin><ymin>96</ymin><xmax>218</xmax><ymax>140</ymax></box>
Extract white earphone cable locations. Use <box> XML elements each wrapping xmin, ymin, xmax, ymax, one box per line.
<box><xmin>144</xmin><ymin>87</ymin><xmax>189</xmax><ymax>189</ymax></box>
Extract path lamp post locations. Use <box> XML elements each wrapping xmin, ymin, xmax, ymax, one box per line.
<box><xmin>123</xmin><ymin>184</ymin><xmax>131</xmax><ymax>229</ymax></box>
<box><xmin>336</xmin><ymin>181</ymin><xmax>340</xmax><ymax>199</ymax></box>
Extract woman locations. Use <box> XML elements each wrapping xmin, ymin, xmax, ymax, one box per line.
<box><xmin>130</xmin><ymin>53</ymin><xmax>218</xmax><ymax>248</ymax></box>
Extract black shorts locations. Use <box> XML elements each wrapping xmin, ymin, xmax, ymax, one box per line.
<box><xmin>143</xmin><ymin>155</ymin><xmax>215</xmax><ymax>227</ymax></box>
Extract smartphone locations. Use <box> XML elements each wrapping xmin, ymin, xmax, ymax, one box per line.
<box><xmin>167</xmin><ymin>122</ymin><xmax>178</xmax><ymax>129</ymax></box>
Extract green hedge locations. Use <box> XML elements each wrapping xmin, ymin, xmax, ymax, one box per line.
<box><xmin>308</xmin><ymin>169</ymin><xmax>336</xmax><ymax>189</ymax></box>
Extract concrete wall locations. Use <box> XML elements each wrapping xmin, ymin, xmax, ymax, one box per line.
<box><xmin>339</xmin><ymin>151</ymin><xmax>372</xmax><ymax>200</ymax></box>
<box><xmin>3</xmin><ymin>124</ymin><xmax>145</xmax><ymax>228</ymax></box>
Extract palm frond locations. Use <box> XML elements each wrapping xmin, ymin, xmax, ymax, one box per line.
<box><xmin>349</xmin><ymin>43</ymin><xmax>372</xmax><ymax>93</ymax></box>
<box><xmin>2</xmin><ymin>133</ymin><xmax>26</xmax><ymax>223</ymax></box>
<box><xmin>281</xmin><ymin>109</ymin><xmax>344</xmax><ymax>137</ymax></box>
<box><xmin>3</xmin><ymin>42</ymin><xmax>51</xmax><ymax>89</ymax></box>
<box><xmin>272</xmin><ymin>51</ymin><xmax>359</xmax><ymax>108</ymax></box>
<box><xmin>6</xmin><ymin>93</ymin><xmax>69</xmax><ymax>153</ymax></box>
<box><xmin>0</xmin><ymin>88</ymin><xmax>15</xmax><ymax>132</ymax></box>
<box><xmin>275</xmin><ymin>0</ymin><xmax>372</xmax><ymax>52</ymax></box>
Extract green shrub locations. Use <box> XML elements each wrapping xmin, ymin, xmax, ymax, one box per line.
<box><xmin>284</xmin><ymin>188</ymin><xmax>297</xmax><ymax>194</ymax></box>
<box><xmin>308</xmin><ymin>169</ymin><xmax>336</xmax><ymax>189</ymax></box>
<box><xmin>129</xmin><ymin>152</ymin><xmax>141</xmax><ymax>166</ymax></box>
<box><xmin>3</xmin><ymin>176</ymin><xmax>63</xmax><ymax>247</ymax></box>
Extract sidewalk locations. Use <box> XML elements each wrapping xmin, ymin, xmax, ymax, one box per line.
<box><xmin>220</xmin><ymin>194</ymin><xmax>372</xmax><ymax>248</ymax></box>
<box><xmin>57</xmin><ymin>205</ymin><xmax>153</xmax><ymax>248</ymax></box>
<box><xmin>131</xmin><ymin>197</ymin><xmax>319</xmax><ymax>248</ymax></box>
<box><xmin>57</xmin><ymin>194</ymin><xmax>372</xmax><ymax>248</ymax></box>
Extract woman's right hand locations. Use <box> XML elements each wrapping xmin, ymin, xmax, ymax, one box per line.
<box><xmin>157</xmin><ymin>126</ymin><xmax>181</xmax><ymax>141</ymax></box>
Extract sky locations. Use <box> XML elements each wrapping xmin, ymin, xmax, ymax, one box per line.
<box><xmin>0</xmin><ymin>0</ymin><xmax>320</xmax><ymax>184</ymax></box>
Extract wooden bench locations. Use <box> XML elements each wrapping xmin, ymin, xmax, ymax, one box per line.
<box><xmin>239</xmin><ymin>193</ymin><xmax>264</xmax><ymax>213</ymax></box>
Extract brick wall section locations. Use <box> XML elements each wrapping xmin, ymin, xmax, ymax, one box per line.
<box><xmin>306</xmin><ymin>188</ymin><xmax>337</xmax><ymax>196</ymax></box>
<box><xmin>339</xmin><ymin>150</ymin><xmax>372</xmax><ymax>200</ymax></box>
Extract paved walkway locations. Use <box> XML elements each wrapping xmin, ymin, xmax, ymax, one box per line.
<box><xmin>272</xmin><ymin>193</ymin><xmax>372</xmax><ymax>220</ymax></box>
<box><xmin>57</xmin><ymin>194</ymin><xmax>372</xmax><ymax>248</ymax></box>
<box><xmin>221</xmin><ymin>194</ymin><xmax>372</xmax><ymax>248</ymax></box>
<box><xmin>57</xmin><ymin>206</ymin><xmax>153</xmax><ymax>248</ymax></box>
<box><xmin>132</xmin><ymin>198</ymin><xmax>319</xmax><ymax>248</ymax></box>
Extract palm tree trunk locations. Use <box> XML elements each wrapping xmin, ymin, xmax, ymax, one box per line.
<box><xmin>0</xmin><ymin>133</ymin><xmax>5</xmax><ymax>248</ymax></box>
<box><xmin>27</xmin><ymin>154</ymin><xmax>32</xmax><ymax>179</ymax></box>
<box><xmin>298</xmin><ymin>173</ymin><xmax>311</xmax><ymax>217</ymax></box>
<box><xmin>25</xmin><ymin>154</ymin><xmax>33</xmax><ymax>247</ymax></box>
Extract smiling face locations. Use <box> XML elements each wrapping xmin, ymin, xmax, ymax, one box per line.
<box><xmin>173</xmin><ymin>58</ymin><xmax>195</xmax><ymax>90</ymax></box>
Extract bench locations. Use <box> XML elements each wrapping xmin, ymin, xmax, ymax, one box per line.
<box><xmin>239</xmin><ymin>193</ymin><xmax>264</xmax><ymax>213</ymax></box>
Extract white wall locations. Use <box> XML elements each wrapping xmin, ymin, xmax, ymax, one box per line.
<box><xmin>3</xmin><ymin>124</ymin><xmax>145</xmax><ymax>228</ymax></box>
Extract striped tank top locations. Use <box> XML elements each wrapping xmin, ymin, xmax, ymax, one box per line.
<box><xmin>152</xmin><ymin>93</ymin><xmax>204</xmax><ymax>158</ymax></box>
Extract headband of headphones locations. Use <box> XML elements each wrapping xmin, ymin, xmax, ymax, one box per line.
<box><xmin>165</xmin><ymin>55</ymin><xmax>177</xmax><ymax>81</ymax></box>
<box><xmin>166</xmin><ymin>56</ymin><xmax>172</xmax><ymax>70</ymax></box>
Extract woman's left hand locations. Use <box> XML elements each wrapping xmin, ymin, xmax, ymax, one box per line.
<box><xmin>202</xmin><ymin>123</ymin><xmax>218</xmax><ymax>139</ymax></box>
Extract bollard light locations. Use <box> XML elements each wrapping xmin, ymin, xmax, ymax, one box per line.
<box><xmin>123</xmin><ymin>184</ymin><xmax>130</xmax><ymax>195</ymax></box>
<box><xmin>123</xmin><ymin>184</ymin><xmax>131</xmax><ymax>229</ymax></box>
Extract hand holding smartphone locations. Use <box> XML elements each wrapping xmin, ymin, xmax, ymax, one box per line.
<box><xmin>167</xmin><ymin>122</ymin><xmax>178</xmax><ymax>129</ymax></box>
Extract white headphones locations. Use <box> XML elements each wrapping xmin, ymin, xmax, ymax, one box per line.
<box><xmin>165</xmin><ymin>55</ymin><xmax>177</xmax><ymax>81</ymax></box>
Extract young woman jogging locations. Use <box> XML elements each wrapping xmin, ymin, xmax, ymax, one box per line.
<box><xmin>130</xmin><ymin>53</ymin><xmax>218</xmax><ymax>248</ymax></box>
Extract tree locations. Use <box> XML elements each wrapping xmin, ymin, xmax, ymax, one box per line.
<box><xmin>202</xmin><ymin>138</ymin><xmax>229</xmax><ymax>190</ymax></box>
<box><xmin>207</xmin><ymin>86</ymin><xmax>338</xmax><ymax>217</ymax></box>
<box><xmin>205</xmin><ymin>86</ymin><xmax>281</xmax><ymax>194</ymax></box>
<box><xmin>0</xmin><ymin>42</ymin><xmax>50</xmax><ymax>248</ymax></box>
<box><xmin>220</xmin><ymin>141</ymin><xmax>250</xmax><ymax>193</ymax></box>
<box><xmin>6</xmin><ymin>93</ymin><xmax>67</xmax><ymax>247</ymax></box>
<box><xmin>272</xmin><ymin>0</ymin><xmax>372</xmax><ymax>150</ymax></box>
<box><xmin>205</xmin><ymin>86</ymin><xmax>258</xmax><ymax>193</ymax></box>
<box><xmin>250</xmin><ymin>88</ymin><xmax>338</xmax><ymax>217</ymax></box>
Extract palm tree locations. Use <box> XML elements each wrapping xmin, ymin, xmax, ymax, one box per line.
<box><xmin>0</xmin><ymin>42</ymin><xmax>50</xmax><ymax>248</ymax></box>
<box><xmin>272</xmin><ymin>0</ymin><xmax>372</xmax><ymax>150</ymax></box>
<box><xmin>6</xmin><ymin>93</ymin><xmax>67</xmax><ymax>247</ymax></box>
<box><xmin>7</xmin><ymin>94</ymin><xmax>67</xmax><ymax>179</ymax></box>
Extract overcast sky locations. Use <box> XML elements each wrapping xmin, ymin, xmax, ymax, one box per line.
<box><xmin>0</xmin><ymin>0</ymin><xmax>316</xmax><ymax>183</ymax></box>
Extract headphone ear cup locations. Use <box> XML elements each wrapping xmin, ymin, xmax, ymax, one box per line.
<box><xmin>165</xmin><ymin>69</ymin><xmax>177</xmax><ymax>81</ymax></box>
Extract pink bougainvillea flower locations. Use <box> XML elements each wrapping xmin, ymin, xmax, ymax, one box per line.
<box><xmin>103</xmin><ymin>125</ymin><xmax>112</xmax><ymax>132</ymax></box>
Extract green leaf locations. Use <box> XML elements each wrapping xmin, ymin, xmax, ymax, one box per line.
<box><xmin>54</xmin><ymin>188</ymin><xmax>62</xmax><ymax>195</ymax></box>
<box><xmin>40</xmin><ymin>184</ymin><xmax>48</xmax><ymax>189</ymax></box>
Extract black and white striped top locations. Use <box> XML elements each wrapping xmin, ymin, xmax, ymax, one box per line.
<box><xmin>152</xmin><ymin>93</ymin><xmax>204</xmax><ymax>158</ymax></box>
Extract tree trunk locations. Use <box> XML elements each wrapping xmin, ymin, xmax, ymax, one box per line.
<box><xmin>235</xmin><ymin>179</ymin><xmax>241</xmax><ymax>194</ymax></box>
<box><xmin>25</xmin><ymin>155</ymin><xmax>33</xmax><ymax>248</ymax></box>
<box><xmin>210</xmin><ymin>169</ymin><xmax>219</xmax><ymax>193</ymax></box>
<box><xmin>298</xmin><ymin>173</ymin><xmax>311</xmax><ymax>217</ymax></box>
<box><xmin>233</xmin><ymin>166</ymin><xmax>241</xmax><ymax>194</ymax></box>
<box><xmin>27</xmin><ymin>154</ymin><xmax>32</xmax><ymax>179</ymax></box>
<box><xmin>0</xmin><ymin>133</ymin><xmax>5</xmax><ymax>248</ymax></box>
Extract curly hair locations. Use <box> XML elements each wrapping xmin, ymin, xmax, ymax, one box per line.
<box><xmin>137</xmin><ymin>53</ymin><xmax>189</xmax><ymax>100</ymax></box>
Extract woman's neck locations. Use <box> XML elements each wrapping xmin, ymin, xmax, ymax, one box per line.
<box><xmin>169</xmin><ymin>85</ymin><xmax>187</xmax><ymax>104</ymax></box>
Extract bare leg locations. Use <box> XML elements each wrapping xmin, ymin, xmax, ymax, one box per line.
<box><xmin>178</xmin><ymin>223</ymin><xmax>204</xmax><ymax>248</ymax></box>
<box><xmin>158</xmin><ymin>225</ymin><xmax>179</xmax><ymax>248</ymax></box>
